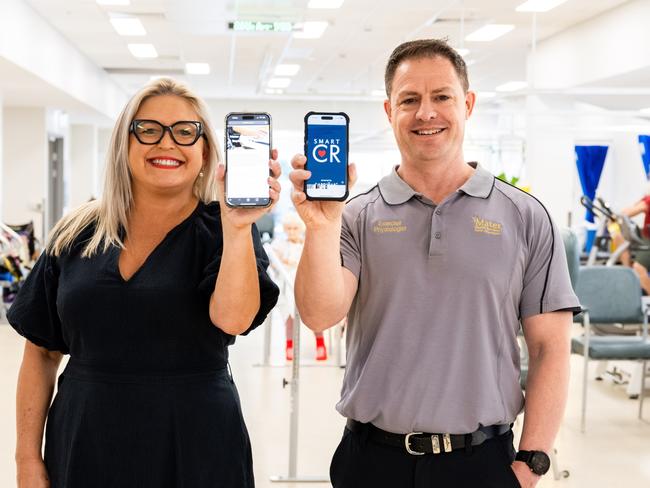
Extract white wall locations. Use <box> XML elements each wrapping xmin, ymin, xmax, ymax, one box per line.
<box><xmin>0</xmin><ymin>92</ymin><xmax>3</xmax><ymax>221</ymax></box>
<box><xmin>2</xmin><ymin>107</ymin><xmax>47</xmax><ymax>242</ymax></box>
<box><xmin>0</xmin><ymin>0</ymin><xmax>127</xmax><ymax>120</ymax></box>
<box><xmin>534</xmin><ymin>0</ymin><xmax>650</xmax><ymax>88</ymax></box>
<box><xmin>69</xmin><ymin>124</ymin><xmax>98</xmax><ymax>209</ymax></box>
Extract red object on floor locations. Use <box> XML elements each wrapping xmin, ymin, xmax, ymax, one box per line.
<box><xmin>316</xmin><ymin>336</ymin><xmax>327</xmax><ymax>361</ymax></box>
<box><xmin>286</xmin><ymin>339</ymin><xmax>293</xmax><ymax>361</ymax></box>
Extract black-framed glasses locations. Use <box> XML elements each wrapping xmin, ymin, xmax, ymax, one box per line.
<box><xmin>129</xmin><ymin>119</ymin><xmax>205</xmax><ymax>146</ymax></box>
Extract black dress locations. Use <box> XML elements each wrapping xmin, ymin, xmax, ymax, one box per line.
<box><xmin>8</xmin><ymin>202</ymin><xmax>279</xmax><ymax>488</ymax></box>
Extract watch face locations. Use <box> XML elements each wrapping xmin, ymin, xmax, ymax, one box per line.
<box><xmin>530</xmin><ymin>451</ymin><xmax>551</xmax><ymax>475</ymax></box>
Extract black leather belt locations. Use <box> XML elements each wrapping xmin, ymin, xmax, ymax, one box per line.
<box><xmin>346</xmin><ymin>419</ymin><xmax>511</xmax><ymax>456</ymax></box>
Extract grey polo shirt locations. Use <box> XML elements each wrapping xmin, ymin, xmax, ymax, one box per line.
<box><xmin>338</xmin><ymin>163</ymin><xmax>580</xmax><ymax>434</ymax></box>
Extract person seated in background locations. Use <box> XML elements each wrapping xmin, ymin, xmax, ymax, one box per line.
<box><xmin>272</xmin><ymin>212</ymin><xmax>327</xmax><ymax>361</ymax></box>
<box><xmin>611</xmin><ymin>182</ymin><xmax>650</xmax><ymax>294</ymax></box>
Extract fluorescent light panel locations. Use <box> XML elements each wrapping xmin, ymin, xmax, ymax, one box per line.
<box><xmin>466</xmin><ymin>24</ymin><xmax>514</xmax><ymax>42</ymax></box>
<box><xmin>496</xmin><ymin>81</ymin><xmax>527</xmax><ymax>92</ymax></box>
<box><xmin>110</xmin><ymin>16</ymin><xmax>146</xmax><ymax>36</ymax></box>
<box><xmin>265</xmin><ymin>88</ymin><xmax>284</xmax><ymax>95</ymax></box>
<box><xmin>128</xmin><ymin>43</ymin><xmax>158</xmax><ymax>58</ymax></box>
<box><xmin>268</xmin><ymin>78</ymin><xmax>291</xmax><ymax>88</ymax></box>
<box><xmin>186</xmin><ymin>62</ymin><xmax>210</xmax><ymax>75</ymax></box>
<box><xmin>293</xmin><ymin>21</ymin><xmax>328</xmax><ymax>39</ymax></box>
<box><xmin>97</xmin><ymin>0</ymin><xmax>130</xmax><ymax>5</ymax></box>
<box><xmin>308</xmin><ymin>0</ymin><xmax>345</xmax><ymax>8</ymax></box>
<box><xmin>516</xmin><ymin>0</ymin><xmax>568</xmax><ymax>12</ymax></box>
<box><xmin>640</xmin><ymin>107</ymin><xmax>650</xmax><ymax>114</ymax></box>
<box><xmin>274</xmin><ymin>64</ymin><xmax>301</xmax><ymax>76</ymax></box>
<box><xmin>478</xmin><ymin>91</ymin><xmax>496</xmax><ymax>99</ymax></box>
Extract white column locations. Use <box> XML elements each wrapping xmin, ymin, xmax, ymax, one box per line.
<box><xmin>2</xmin><ymin>107</ymin><xmax>48</xmax><ymax>242</ymax></box>
<box><xmin>524</xmin><ymin>95</ymin><xmax>575</xmax><ymax>227</ymax></box>
<box><xmin>69</xmin><ymin>124</ymin><xmax>98</xmax><ymax>208</ymax></box>
<box><xmin>96</xmin><ymin>128</ymin><xmax>112</xmax><ymax>198</ymax></box>
<box><xmin>0</xmin><ymin>92</ymin><xmax>3</xmax><ymax>222</ymax></box>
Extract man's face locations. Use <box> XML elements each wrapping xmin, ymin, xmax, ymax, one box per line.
<box><xmin>384</xmin><ymin>56</ymin><xmax>475</xmax><ymax>167</ymax></box>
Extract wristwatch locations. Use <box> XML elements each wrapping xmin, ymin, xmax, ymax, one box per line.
<box><xmin>515</xmin><ymin>450</ymin><xmax>550</xmax><ymax>475</ymax></box>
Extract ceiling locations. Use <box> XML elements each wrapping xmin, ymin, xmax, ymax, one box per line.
<box><xmin>23</xmin><ymin>0</ymin><xmax>630</xmax><ymax>101</ymax></box>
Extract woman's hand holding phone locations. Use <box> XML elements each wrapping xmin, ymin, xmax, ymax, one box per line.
<box><xmin>289</xmin><ymin>154</ymin><xmax>356</xmax><ymax>229</ymax></box>
<box><xmin>217</xmin><ymin>148</ymin><xmax>281</xmax><ymax>230</ymax></box>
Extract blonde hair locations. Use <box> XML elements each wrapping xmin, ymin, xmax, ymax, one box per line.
<box><xmin>48</xmin><ymin>78</ymin><xmax>220</xmax><ymax>257</ymax></box>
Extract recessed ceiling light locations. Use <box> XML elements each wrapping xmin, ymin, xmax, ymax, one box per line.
<box><xmin>274</xmin><ymin>64</ymin><xmax>301</xmax><ymax>76</ymax></box>
<box><xmin>268</xmin><ymin>78</ymin><xmax>291</xmax><ymax>88</ymax></box>
<box><xmin>293</xmin><ymin>21</ymin><xmax>329</xmax><ymax>39</ymax></box>
<box><xmin>496</xmin><ymin>81</ymin><xmax>527</xmax><ymax>92</ymax></box>
<box><xmin>515</xmin><ymin>0</ymin><xmax>568</xmax><ymax>12</ymax></box>
<box><xmin>308</xmin><ymin>0</ymin><xmax>345</xmax><ymax>8</ymax></box>
<box><xmin>110</xmin><ymin>16</ymin><xmax>146</xmax><ymax>36</ymax></box>
<box><xmin>457</xmin><ymin>48</ymin><xmax>470</xmax><ymax>56</ymax></box>
<box><xmin>186</xmin><ymin>63</ymin><xmax>210</xmax><ymax>75</ymax></box>
<box><xmin>465</xmin><ymin>24</ymin><xmax>514</xmax><ymax>42</ymax></box>
<box><xmin>97</xmin><ymin>0</ymin><xmax>130</xmax><ymax>5</ymax></box>
<box><xmin>128</xmin><ymin>43</ymin><xmax>158</xmax><ymax>58</ymax></box>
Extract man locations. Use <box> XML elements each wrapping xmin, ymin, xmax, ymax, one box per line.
<box><xmin>289</xmin><ymin>39</ymin><xmax>580</xmax><ymax>488</ymax></box>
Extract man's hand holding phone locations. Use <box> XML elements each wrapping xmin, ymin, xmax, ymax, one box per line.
<box><xmin>289</xmin><ymin>154</ymin><xmax>356</xmax><ymax>229</ymax></box>
<box><xmin>290</xmin><ymin>155</ymin><xmax>359</xmax><ymax>331</ymax></box>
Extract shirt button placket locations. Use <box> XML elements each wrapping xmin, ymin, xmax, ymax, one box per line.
<box><xmin>429</xmin><ymin>207</ymin><xmax>444</xmax><ymax>256</ymax></box>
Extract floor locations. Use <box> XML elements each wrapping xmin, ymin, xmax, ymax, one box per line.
<box><xmin>1</xmin><ymin>312</ymin><xmax>649</xmax><ymax>487</ymax></box>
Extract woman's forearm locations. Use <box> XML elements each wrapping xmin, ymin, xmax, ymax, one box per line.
<box><xmin>209</xmin><ymin>225</ymin><xmax>260</xmax><ymax>335</ymax></box>
<box><xmin>16</xmin><ymin>341</ymin><xmax>62</xmax><ymax>463</ymax></box>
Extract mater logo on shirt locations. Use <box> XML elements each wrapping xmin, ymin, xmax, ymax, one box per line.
<box><xmin>472</xmin><ymin>216</ymin><xmax>502</xmax><ymax>235</ymax></box>
<box><xmin>373</xmin><ymin>220</ymin><xmax>407</xmax><ymax>234</ymax></box>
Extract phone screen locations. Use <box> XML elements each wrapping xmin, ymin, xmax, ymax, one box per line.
<box><xmin>225</xmin><ymin>113</ymin><xmax>271</xmax><ymax>207</ymax></box>
<box><xmin>305</xmin><ymin>113</ymin><xmax>348</xmax><ymax>200</ymax></box>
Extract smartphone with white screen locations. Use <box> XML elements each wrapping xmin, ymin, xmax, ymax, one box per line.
<box><xmin>304</xmin><ymin>112</ymin><xmax>349</xmax><ymax>201</ymax></box>
<box><xmin>224</xmin><ymin>112</ymin><xmax>272</xmax><ymax>207</ymax></box>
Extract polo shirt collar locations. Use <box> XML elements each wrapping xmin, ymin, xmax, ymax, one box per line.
<box><xmin>378</xmin><ymin>162</ymin><xmax>494</xmax><ymax>205</ymax></box>
<box><xmin>458</xmin><ymin>162</ymin><xmax>494</xmax><ymax>199</ymax></box>
<box><xmin>378</xmin><ymin>166</ymin><xmax>418</xmax><ymax>205</ymax></box>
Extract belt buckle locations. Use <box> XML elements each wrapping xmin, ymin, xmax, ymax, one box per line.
<box><xmin>404</xmin><ymin>432</ymin><xmax>425</xmax><ymax>455</ymax></box>
<box><xmin>431</xmin><ymin>434</ymin><xmax>452</xmax><ymax>454</ymax></box>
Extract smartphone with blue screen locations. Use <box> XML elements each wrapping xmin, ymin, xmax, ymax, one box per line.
<box><xmin>224</xmin><ymin>112</ymin><xmax>272</xmax><ymax>208</ymax></box>
<box><xmin>304</xmin><ymin>112</ymin><xmax>349</xmax><ymax>201</ymax></box>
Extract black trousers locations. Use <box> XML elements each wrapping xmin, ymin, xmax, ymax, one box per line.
<box><xmin>330</xmin><ymin>425</ymin><xmax>521</xmax><ymax>488</ymax></box>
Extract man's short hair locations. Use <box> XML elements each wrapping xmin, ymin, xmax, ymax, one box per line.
<box><xmin>384</xmin><ymin>38</ymin><xmax>469</xmax><ymax>97</ymax></box>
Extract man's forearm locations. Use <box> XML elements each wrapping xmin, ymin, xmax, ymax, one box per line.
<box><xmin>518</xmin><ymin>345</ymin><xmax>570</xmax><ymax>453</ymax></box>
<box><xmin>295</xmin><ymin>222</ymin><xmax>347</xmax><ymax>331</ymax></box>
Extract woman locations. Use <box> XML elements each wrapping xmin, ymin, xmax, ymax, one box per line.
<box><xmin>9</xmin><ymin>78</ymin><xmax>280</xmax><ymax>488</ymax></box>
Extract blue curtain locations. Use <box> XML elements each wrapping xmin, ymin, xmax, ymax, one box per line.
<box><xmin>639</xmin><ymin>135</ymin><xmax>650</xmax><ymax>178</ymax></box>
<box><xmin>575</xmin><ymin>145</ymin><xmax>608</xmax><ymax>251</ymax></box>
